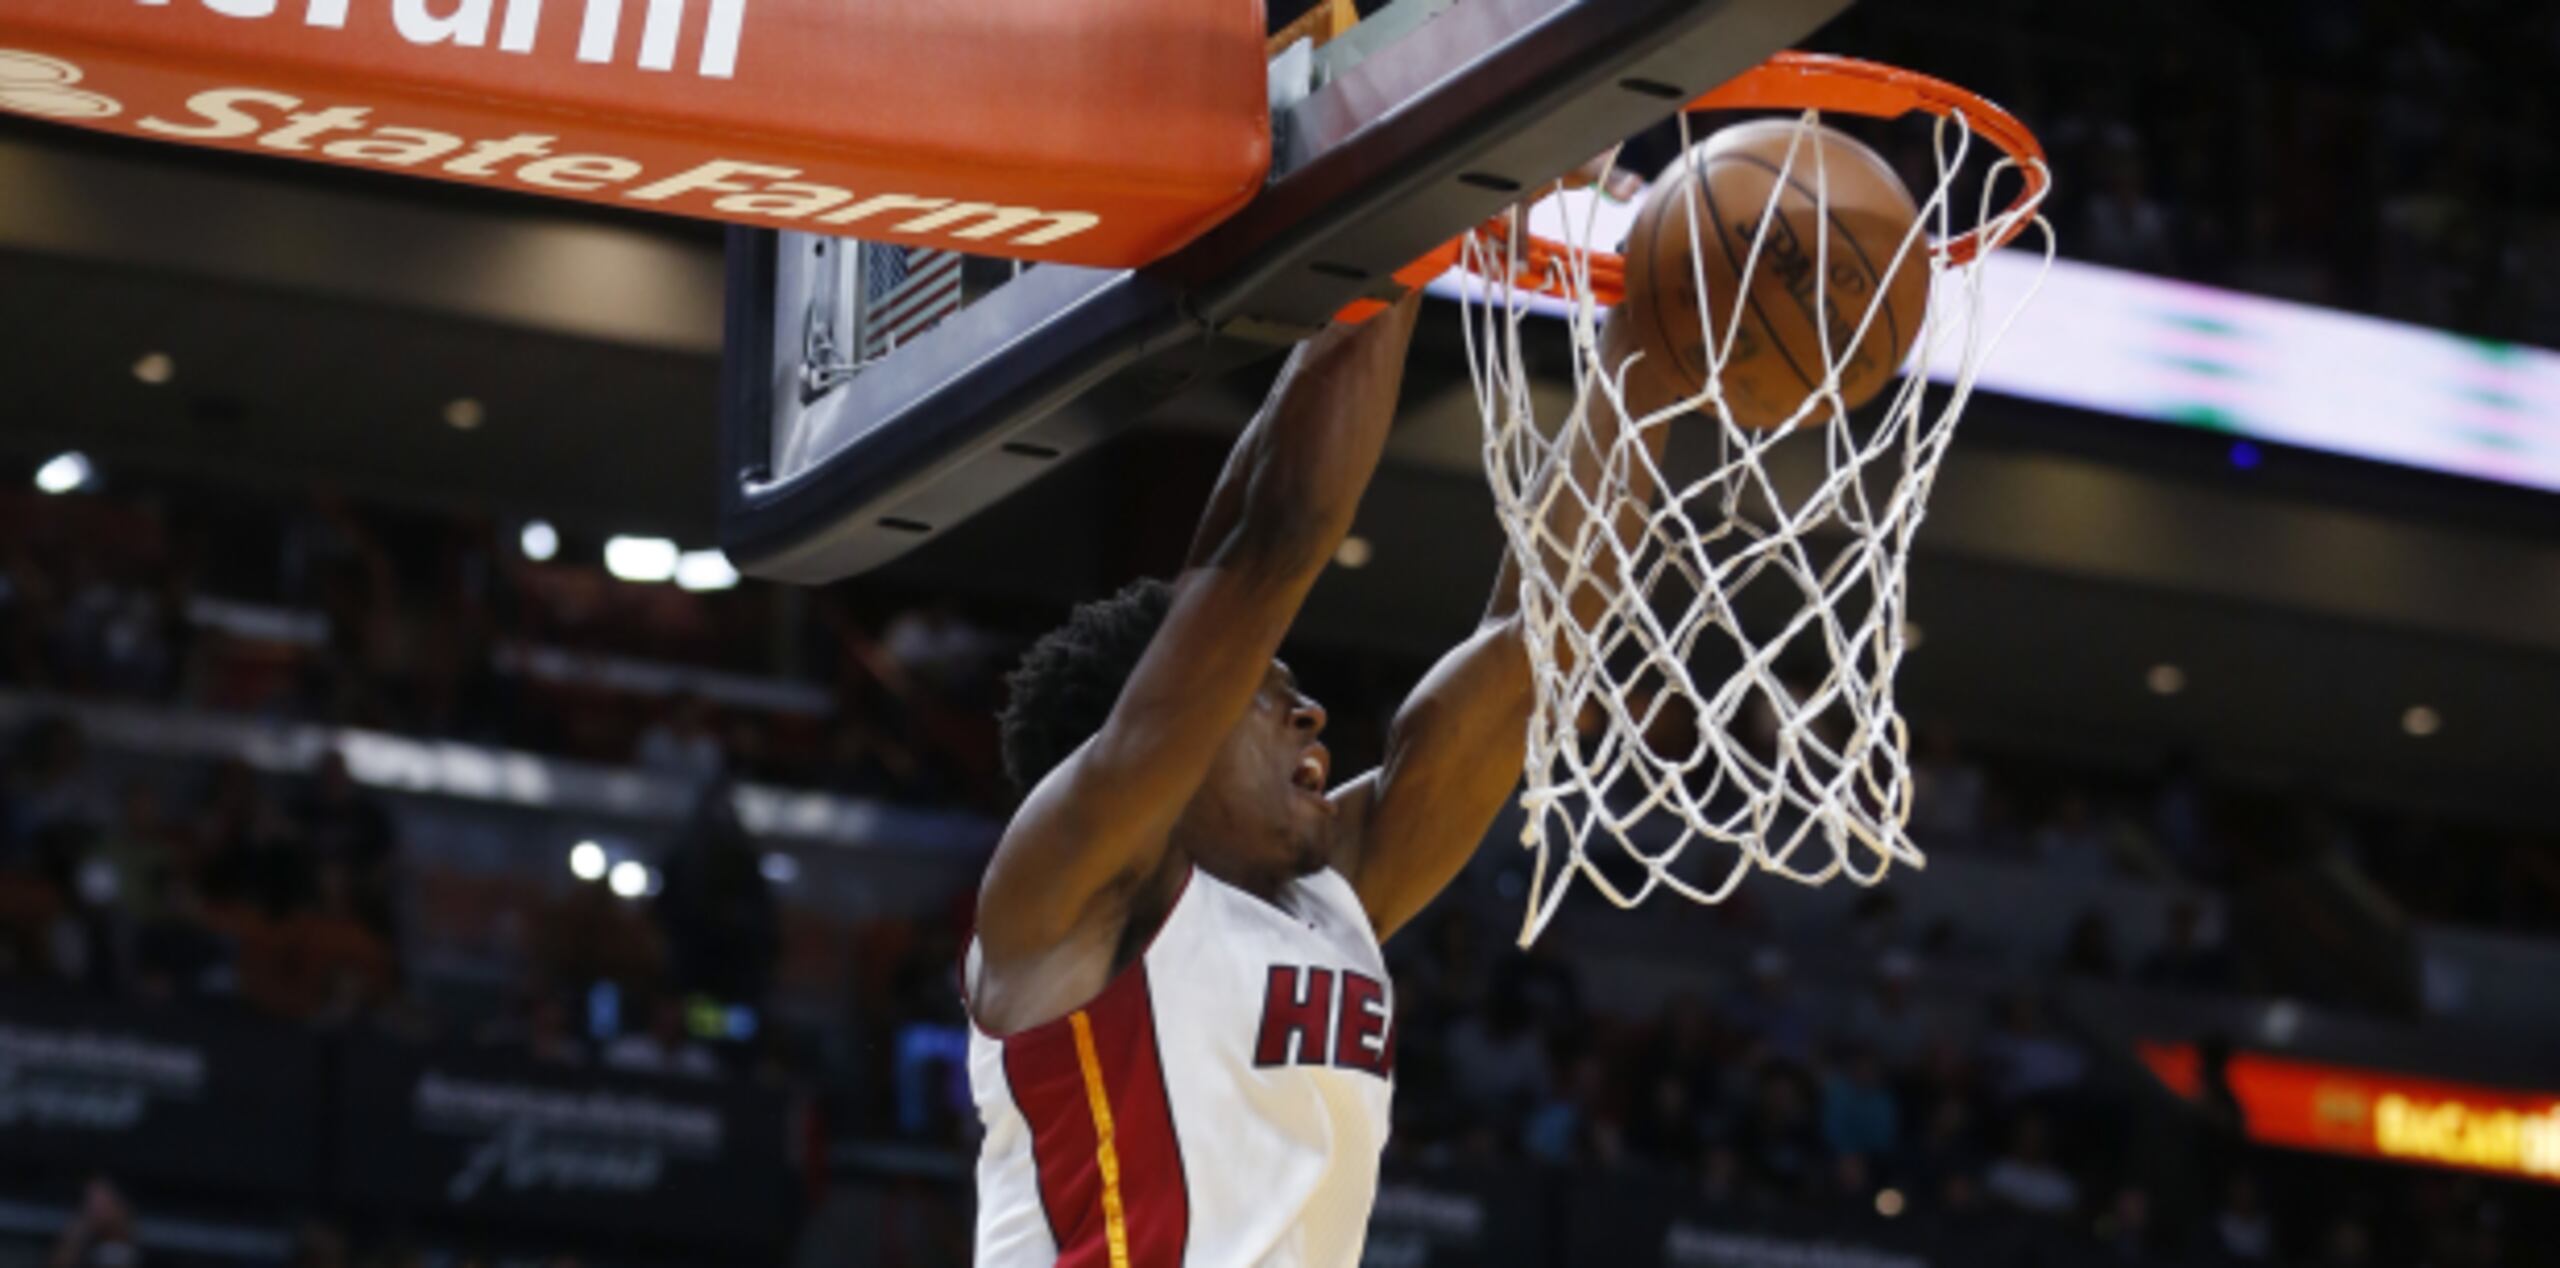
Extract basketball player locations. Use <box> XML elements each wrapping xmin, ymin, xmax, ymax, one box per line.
<box><xmin>965</xmin><ymin>193</ymin><xmax>1670</xmax><ymax>1266</ymax></box>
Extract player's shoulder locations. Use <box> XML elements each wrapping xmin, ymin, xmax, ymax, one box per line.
<box><xmin>1293</xmin><ymin>865</ymin><xmax>1379</xmax><ymax>935</ymax></box>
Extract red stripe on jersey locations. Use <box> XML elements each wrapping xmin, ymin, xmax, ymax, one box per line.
<box><xmin>1000</xmin><ymin>959</ymin><xmax>1190</xmax><ymax>1266</ymax></box>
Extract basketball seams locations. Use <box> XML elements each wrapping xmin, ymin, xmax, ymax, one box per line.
<box><xmin>1720</xmin><ymin>151</ymin><xmax>1909</xmax><ymax>386</ymax></box>
<box><xmin>1693</xmin><ymin>162</ymin><xmax>1821</xmax><ymax>398</ymax></box>
<box><xmin>1642</xmin><ymin>186</ymin><xmax>1711</xmax><ymax>390</ymax></box>
<box><xmin>1653</xmin><ymin>136</ymin><xmax>1918</xmax><ymax>419</ymax></box>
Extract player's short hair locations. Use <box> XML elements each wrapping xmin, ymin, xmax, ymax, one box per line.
<box><xmin>998</xmin><ymin>576</ymin><xmax>1176</xmax><ymax>795</ymax></box>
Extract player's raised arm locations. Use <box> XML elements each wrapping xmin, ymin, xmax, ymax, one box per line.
<box><xmin>970</xmin><ymin>293</ymin><xmax>1422</xmax><ymax>1029</ymax></box>
<box><xmin>1331</xmin><ymin>302</ymin><xmax>1680</xmax><ymax>941</ymax></box>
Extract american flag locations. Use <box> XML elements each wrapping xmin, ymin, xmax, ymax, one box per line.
<box><xmin>859</xmin><ymin>241</ymin><xmax>964</xmax><ymax>360</ymax></box>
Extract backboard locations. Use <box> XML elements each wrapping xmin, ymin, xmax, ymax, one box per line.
<box><xmin>719</xmin><ymin>0</ymin><xmax>1853</xmax><ymax>583</ymax></box>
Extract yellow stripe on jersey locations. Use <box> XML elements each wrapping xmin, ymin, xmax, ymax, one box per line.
<box><xmin>1069</xmin><ymin>1009</ymin><xmax>1131</xmax><ymax>1268</ymax></box>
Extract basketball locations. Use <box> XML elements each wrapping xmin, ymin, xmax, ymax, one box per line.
<box><xmin>1619</xmin><ymin>120</ymin><xmax>1931</xmax><ymax>430</ymax></box>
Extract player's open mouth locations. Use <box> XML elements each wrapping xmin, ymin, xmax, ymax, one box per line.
<box><xmin>1292</xmin><ymin>745</ymin><xmax>1330</xmax><ymax>795</ymax></box>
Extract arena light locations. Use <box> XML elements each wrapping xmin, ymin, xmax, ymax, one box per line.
<box><xmin>443</xmin><ymin>397</ymin><xmax>487</xmax><ymax>431</ymax></box>
<box><xmin>1333</xmin><ymin>535</ymin><xmax>1374</xmax><ymax>569</ymax></box>
<box><xmin>131</xmin><ymin>351</ymin><xmax>174</xmax><ymax>385</ymax></box>
<box><xmin>2147</xmin><ymin>663</ymin><xmax>2187</xmax><ymax>696</ymax></box>
<box><xmin>519</xmin><ymin>519</ymin><xmax>560</xmax><ymax>562</ymax></box>
<box><xmin>2402</xmin><ymin>705</ymin><xmax>2442</xmax><ymax>738</ymax></box>
<box><xmin>675</xmin><ymin>549</ymin><xmax>740</xmax><ymax>592</ymax></box>
<box><xmin>34</xmin><ymin>451</ymin><xmax>95</xmax><ymax>495</ymax></box>
<box><xmin>607</xmin><ymin>859</ymin><xmax>651</xmax><ymax>898</ymax></box>
<box><xmin>568</xmin><ymin>840</ymin><xmax>607</xmax><ymax>881</ymax></box>
<box><xmin>1874</xmin><ymin>1189</ymin><xmax>1905</xmax><ymax>1218</ymax></box>
<box><xmin>758</xmin><ymin>852</ymin><xmax>800</xmax><ymax>884</ymax></box>
<box><xmin>603</xmin><ymin>535</ymin><xmax>679</xmax><ymax>583</ymax></box>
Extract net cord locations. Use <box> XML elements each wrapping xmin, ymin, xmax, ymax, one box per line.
<box><xmin>1459</xmin><ymin>108</ymin><xmax>2056</xmax><ymax>947</ymax></box>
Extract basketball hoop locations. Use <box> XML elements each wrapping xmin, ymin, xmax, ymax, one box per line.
<box><xmin>1339</xmin><ymin>54</ymin><xmax>2050</xmax><ymax>318</ymax></box>
<box><xmin>1431</xmin><ymin>53</ymin><xmax>2055</xmax><ymax>946</ymax></box>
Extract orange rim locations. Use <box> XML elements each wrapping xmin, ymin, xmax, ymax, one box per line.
<box><xmin>1336</xmin><ymin>51</ymin><xmax>2049</xmax><ymax>322</ymax></box>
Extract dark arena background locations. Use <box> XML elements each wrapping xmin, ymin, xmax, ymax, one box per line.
<box><xmin>4</xmin><ymin>2</ymin><xmax>2560</xmax><ymax>1267</ymax></box>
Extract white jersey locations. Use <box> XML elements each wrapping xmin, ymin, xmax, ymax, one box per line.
<box><xmin>969</xmin><ymin>866</ymin><xmax>1395</xmax><ymax>1267</ymax></box>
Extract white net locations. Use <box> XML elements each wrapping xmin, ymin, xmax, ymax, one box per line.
<box><xmin>1458</xmin><ymin>107</ymin><xmax>2053</xmax><ymax>947</ymax></box>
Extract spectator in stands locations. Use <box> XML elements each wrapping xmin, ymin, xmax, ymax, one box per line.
<box><xmin>1735</xmin><ymin>1062</ymin><xmax>1822</xmax><ymax>1198</ymax></box>
<box><xmin>49</xmin><ymin>781</ymin><xmax>178</xmax><ymax>987</ymax></box>
<box><xmin>1819</xmin><ymin>1046</ymin><xmax>1900</xmax><ymax>1163</ymax></box>
<box><xmin>823</xmin><ymin>715</ymin><xmax>929</xmax><ymax>802</ymax></box>
<box><xmin>882</xmin><ymin>602</ymin><xmax>1002</xmax><ymax>703</ymax></box>
<box><xmin>1978</xmin><ymin>995</ymin><xmax>2087</xmax><ymax>1106</ymax></box>
<box><xmin>483</xmin><ymin>990</ymin><xmax>589</xmax><ymax>1067</ymax></box>
<box><xmin>604</xmin><ymin>994</ymin><xmax>720</xmax><ymax>1079</ymax></box>
<box><xmin>651</xmin><ymin>781</ymin><xmax>779</xmax><ymax>1008</ymax></box>
<box><xmin>1444</xmin><ymin>978</ymin><xmax>1548</xmax><ymax>1124</ymax></box>
<box><xmin>1503</xmin><ymin>953</ymin><xmax>1586</xmax><ymax>1046</ymax></box>
<box><xmin>58</xmin><ymin>557</ymin><xmax>189</xmax><ymax>701</ymax></box>
<box><xmin>636</xmin><ymin>693</ymin><xmax>728</xmax><ymax>789</ymax></box>
<box><xmin>1721</xmin><ymin>947</ymin><xmax>1814</xmax><ymax>1062</ymax></box>
<box><xmin>2149</xmin><ymin>751</ymin><xmax>2216</xmax><ymax>883</ymax></box>
<box><xmin>0</xmin><ymin>545</ymin><xmax>41</xmax><ymax>690</ymax></box>
<box><xmin>1908</xmin><ymin>729</ymin><xmax>1986</xmax><ymax>846</ymax></box>
<box><xmin>49</xmin><ymin>1177</ymin><xmax>140</xmax><ymax>1268</ymax></box>
<box><xmin>364</xmin><ymin>983</ymin><xmax>438</xmax><ymax>1045</ymax></box>
<box><xmin>536</xmin><ymin>877</ymin><xmax>666</xmax><ymax>1001</ymax></box>
<box><xmin>0</xmin><ymin>716</ymin><xmax>103</xmax><ymax>980</ymax></box>
<box><xmin>279</xmin><ymin>861</ymin><xmax>396</xmax><ymax>1022</ymax></box>
<box><xmin>1633</xmin><ymin>990</ymin><xmax>1721</xmax><ymax>1118</ymax></box>
<box><xmin>2319</xmin><ymin>1216</ymin><xmax>2374</xmax><ymax>1266</ymax></box>
<box><xmin>885</xmin><ymin>929</ymin><xmax>973</xmax><ymax>1145</ymax></box>
<box><xmin>195</xmin><ymin>759</ymin><xmax>314</xmax><ymax>918</ymax></box>
<box><xmin>1525</xmin><ymin>1053</ymin><xmax>1612</xmax><ymax>1164</ymax></box>
<box><xmin>1903</xmin><ymin>1094</ymin><xmax>1984</xmax><ymax>1204</ymax></box>
<box><xmin>7</xmin><ymin>715</ymin><xmax>107</xmax><ymax>867</ymax></box>
<box><xmin>1403</xmin><ymin>906</ymin><xmax>1492</xmax><ymax>1021</ymax></box>
<box><xmin>2096</xmin><ymin>1185</ymin><xmax>2159</xmax><ymax>1262</ymax></box>
<box><xmin>294</xmin><ymin>752</ymin><xmax>399</xmax><ymax>936</ymax></box>
<box><xmin>2137</xmin><ymin>897</ymin><xmax>2233</xmax><ymax>992</ymax></box>
<box><xmin>1845</xmin><ymin>890</ymin><xmax>1907</xmax><ymax>954</ymax></box>
<box><xmin>2213</xmin><ymin>1173</ymin><xmax>2276</xmax><ymax>1262</ymax></box>
<box><xmin>1625</xmin><ymin>1067</ymin><xmax>1700</xmax><ymax>1168</ymax></box>
<box><xmin>288</xmin><ymin>1222</ymin><xmax>349</xmax><ymax>1268</ymax></box>
<box><xmin>93</xmin><ymin>784</ymin><xmax>178</xmax><ymax>930</ymax></box>
<box><xmin>1983</xmin><ymin>1114</ymin><xmax>2079</xmax><ymax>1217</ymax></box>
<box><xmin>2060</xmin><ymin>908</ymin><xmax>2120</xmax><ymax>980</ymax></box>
<box><xmin>2033</xmin><ymin>791</ymin><xmax>2116</xmax><ymax>879</ymax></box>
<box><xmin>1697</xmin><ymin>1142</ymin><xmax>1746</xmax><ymax>1207</ymax></box>
<box><xmin>1845</xmin><ymin>950</ymin><xmax>1943</xmax><ymax>1072</ymax></box>
<box><xmin>130</xmin><ymin>872</ymin><xmax>230</xmax><ymax>1002</ymax></box>
<box><xmin>2078</xmin><ymin>136</ymin><xmax>2179</xmax><ymax>275</ymax></box>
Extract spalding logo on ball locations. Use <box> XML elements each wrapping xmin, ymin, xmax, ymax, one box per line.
<box><xmin>1620</xmin><ymin>121</ymin><xmax>1929</xmax><ymax>431</ymax></box>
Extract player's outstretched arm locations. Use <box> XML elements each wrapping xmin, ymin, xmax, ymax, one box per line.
<box><xmin>1331</xmin><ymin>310</ymin><xmax>1679</xmax><ymax>941</ymax></box>
<box><xmin>973</xmin><ymin>293</ymin><xmax>1423</xmax><ymax>1021</ymax></box>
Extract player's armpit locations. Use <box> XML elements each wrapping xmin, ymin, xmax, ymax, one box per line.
<box><xmin>1332</xmin><ymin>612</ymin><xmax>1534</xmax><ymax>940</ymax></box>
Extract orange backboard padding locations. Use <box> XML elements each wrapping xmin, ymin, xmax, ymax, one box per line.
<box><xmin>0</xmin><ymin>0</ymin><xmax>1274</xmax><ymax>266</ymax></box>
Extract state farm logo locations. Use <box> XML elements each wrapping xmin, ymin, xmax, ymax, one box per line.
<box><xmin>131</xmin><ymin>0</ymin><xmax>750</xmax><ymax>79</ymax></box>
<box><xmin>0</xmin><ymin>52</ymin><xmax>123</xmax><ymax>120</ymax></box>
